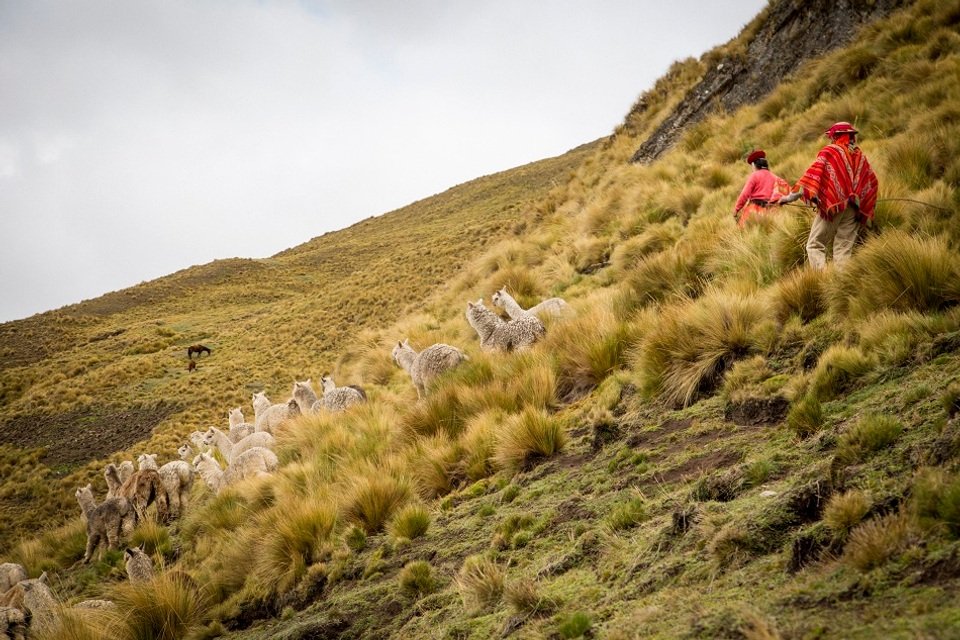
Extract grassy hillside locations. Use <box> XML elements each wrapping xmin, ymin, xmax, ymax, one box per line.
<box><xmin>3</xmin><ymin>0</ymin><xmax>960</xmax><ymax>638</ymax></box>
<box><xmin>0</xmin><ymin>143</ymin><xmax>596</xmax><ymax>548</ymax></box>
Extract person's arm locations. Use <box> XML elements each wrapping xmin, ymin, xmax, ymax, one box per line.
<box><xmin>733</xmin><ymin>174</ymin><xmax>756</xmax><ymax>216</ymax></box>
<box><xmin>778</xmin><ymin>191</ymin><xmax>802</xmax><ymax>205</ymax></box>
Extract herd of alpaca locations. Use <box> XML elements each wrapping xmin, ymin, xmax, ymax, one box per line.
<box><xmin>0</xmin><ymin>288</ymin><xmax>567</xmax><ymax>637</ymax></box>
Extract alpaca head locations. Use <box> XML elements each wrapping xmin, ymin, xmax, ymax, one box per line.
<box><xmin>177</xmin><ymin>443</ymin><xmax>192</xmax><ymax>460</ymax></box>
<box><xmin>392</xmin><ymin>339</ymin><xmax>412</xmax><ymax>366</ymax></box>
<box><xmin>320</xmin><ymin>374</ymin><xmax>335</xmax><ymax>392</ymax></box>
<box><xmin>203</xmin><ymin>428</ymin><xmax>217</xmax><ymax>446</ymax></box>
<box><xmin>137</xmin><ymin>453</ymin><xmax>158</xmax><ymax>471</ymax></box>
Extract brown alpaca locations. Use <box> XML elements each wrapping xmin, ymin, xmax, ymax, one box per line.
<box><xmin>187</xmin><ymin>344</ymin><xmax>211</xmax><ymax>358</ymax></box>
<box><xmin>118</xmin><ymin>469</ymin><xmax>169</xmax><ymax>523</ymax></box>
<box><xmin>187</xmin><ymin>360</ymin><xmax>197</xmax><ymax>372</ymax></box>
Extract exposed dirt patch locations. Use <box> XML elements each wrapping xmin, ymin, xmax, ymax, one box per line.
<box><xmin>0</xmin><ymin>403</ymin><xmax>181</xmax><ymax>468</ymax></box>
<box><xmin>553</xmin><ymin>497</ymin><xmax>595</xmax><ymax>525</ymax></box>
<box><xmin>646</xmin><ymin>449</ymin><xmax>743</xmax><ymax>486</ymax></box>
<box><xmin>626</xmin><ymin>417</ymin><xmax>694</xmax><ymax>449</ymax></box>
<box><xmin>724</xmin><ymin>395</ymin><xmax>789</xmax><ymax>426</ymax></box>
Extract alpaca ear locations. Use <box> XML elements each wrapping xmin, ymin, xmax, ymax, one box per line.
<box><xmin>39</xmin><ymin>571</ymin><xmax>48</xmax><ymax>584</ymax></box>
<box><xmin>125</xmin><ymin>548</ymin><xmax>134</xmax><ymax>557</ymax></box>
<box><xmin>403</xmin><ymin>339</ymin><xmax>410</xmax><ymax>346</ymax></box>
<box><xmin>467</xmin><ymin>301</ymin><xmax>474</xmax><ymax>309</ymax></box>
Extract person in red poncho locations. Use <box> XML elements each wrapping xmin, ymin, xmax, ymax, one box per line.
<box><xmin>790</xmin><ymin>122</ymin><xmax>879</xmax><ymax>269</ymax></box>
<box><xmin>733</xmin><ymin>149</ymin><xmax>791</xmax><ymax>228</ymax></box>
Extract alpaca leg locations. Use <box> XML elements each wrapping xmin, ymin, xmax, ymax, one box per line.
<box><xmin>105</xmin><ymin>523</ymin><xmax>119</xmax><ymax>552</ymax></box>
<box><xmin>83</xmin><ymin>532</ymin><xmax>99</xmax><ymax>564</ymax></box>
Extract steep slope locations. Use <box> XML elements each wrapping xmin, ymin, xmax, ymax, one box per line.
<box><xmin>0</xmin><ymin>142</ymin><xmax>596</xmax><ymax>549</ymax></box>
<box><xmin>3</xmin><ymin>0</ymin><xmax>960</xmax><ymax>638</ymax></box>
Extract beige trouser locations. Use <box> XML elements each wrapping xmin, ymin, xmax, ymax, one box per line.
<box><xmin>806</xmin><ymin>206</ymin><xmax>859</xmax><ymax>270</ymax></box>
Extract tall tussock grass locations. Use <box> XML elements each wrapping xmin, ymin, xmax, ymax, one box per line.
<box><xmin>774</xmin><ymin>266</ymin><xmax>828</xmax><ymax>323</ymax></box>
<box><xmin>638</xmin><ymin>289</ymin><xmax>777</xmax><ymax>407</ymax></box>
<box><xmin>829</xmin><ymin>231</ymin><xmax>960</xmax><ymax>319</ymax></box>
<box><xmin>253</xmin><ymin>499</ymin><xmax>336</xmax><ymax>593</ymax></box>
<box><xmin>342</xmin><ymin>471</ymin><xmax>413</xmax><ymax>534</ymax></box>
<box><xmin>546</xmin><ymin>308</ymin><xmax>639</xmax><ymax>401</ymax></box>
<box><xmin>110</xmin><ymin>573</ymin><xmax>209</xmax><ymax>640</ymax></box>
<box><xmin>494</xmin><ymin>407</ymin><xmax>567</xmax><ymax>472</ymax></box>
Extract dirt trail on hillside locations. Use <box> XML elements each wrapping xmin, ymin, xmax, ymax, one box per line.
<box><xmin>0</xmin><ymin>403</ymin><xmax>180</xmax><ymax>468</ymax></box>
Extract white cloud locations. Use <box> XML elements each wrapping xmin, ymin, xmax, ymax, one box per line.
<box><xmin>0</xmin><ymin>0</ymin><xmax>765</xmax><ymax>322</ymax></box>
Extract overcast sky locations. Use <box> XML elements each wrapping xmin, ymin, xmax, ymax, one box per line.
<box><xmin>0</xmin><ymin>0</ymin><xmax>765</xmax><ymax>323</ymax></box>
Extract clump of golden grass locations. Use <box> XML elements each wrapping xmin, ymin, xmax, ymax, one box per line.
<box><xmin>253</xmin><ymin>499</ymin><xmax>336</xmax><ymax>593</ymax></box>
<box><xmin>843</xmin><ymin>512</ymin><xmax>914</xmax><ymax>571</ymax></box>
<box><xmin>342</xmin><ymin>472</ymin><xmax>413</xmax><ymax>534</ymax></box>
<box><xmin>129</xmin><ymin>519</ymin><xmax>173</xmax><ymax>560</ymax></box>
<box><xmin>456</xmin><ymin>555</ymin><xmax>504</xmax><ymax>614</ymax></box>
<box><xmin>410</xmin><ymin>434</ymin><xmax>462</xmax><ymax>498</ymax></box>
<box><xmin>614</xmin><ymin>246</ymin><xmax>708</xmax><ymax>319</ymax></box>
<box><xmin>705</xmin><ymin>227</ymin><xmax>782</xmax><ymax>289</ymax></box>
<box><xmin>459</xmin><ymin>410</ymin><xmax>501</xmax><ymax>482</ymax></box>
<box><xmin>829</xmin><ymin>231</ymin><xmax>960</xmax><ymax>319</ymax></box>
<box><xmin>494</xmin><ymin>407</ymin><xmax>567</xmax><ymax>472</ymax></box>
<box><xmin>910</xmin><ymin>468</ymin><xmax>960</xmax><ymax>537</ymax></box>
<box><xmin>774</xmin><ymin>266</ymin><xmax>828</xmax><ymax>323</ymax></box>
<box><xmin>397</xmin><ymin>560</ymin><xmax>437</xmax><ymax>598</ymax></box>
<box><xmin>609</xmin><ymin>221</ymin><xmax>682</xmax><ymax>276</ymax></box>
<box><xmin>389</xmin><ymin>503</ymin><xmax>431</xmax><ymax>540</ymax></box>
<box><xmin>639</xmin><ymin>289</ymin><xmax>777</xmax><ymax>407</ymax></box>
<box><xmin>835</xmin><ymin>414</ymin><xmax>904</xmax><ymax>465</ymax></box>
<box><xmin>32</xmin><ymin>605</ymin><xmax>117</xmax><ymax>640</ymax></box>
<box><xmin>808</xmin><ymin>345</ymin><xmax>876</xmax><ymax>401</ymax></box>
<box><xmin>823</xmin><ymin>490</ymin><xmax>872</xmax><ymax>540</ymax></box>
<box><xmin>504</xmin><ymin>577</ymin><xmax>545</xmax><ymax>614</ymax></box>
<box><xmin>110</xmin><ymin>572</ymin><xmax>209</xmax><ymax>640</ymax></box>
<box><xmin>546</xmin><ymin>307</ymin><xmax>638</xmax><ymax>401</ymax></box>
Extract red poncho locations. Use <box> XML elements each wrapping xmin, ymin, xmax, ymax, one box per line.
<box><xmin>795</xmin><ymin>139</ymin><xmax>878</xmax><ymax>221</ymax></box>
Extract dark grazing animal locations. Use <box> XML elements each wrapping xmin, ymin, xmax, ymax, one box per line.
<box><xmin>187</xmin><ymin>360</ymin><xmax>197</xmax><ymax>372</ymax></box>
<box><xmin>187</xmin><ymin>344</ymin><xmax>211</xmax><ymax>358</ymax></box>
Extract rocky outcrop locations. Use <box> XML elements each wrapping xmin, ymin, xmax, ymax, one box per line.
<box><xmin>630</xmin><ymin>0</ymin><xmax>911</xmax><ymax>164</ymax></box>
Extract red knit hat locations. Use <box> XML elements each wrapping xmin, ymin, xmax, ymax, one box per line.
<box><xmin>825</xmin><ymin>122</ymin><xmax>858</xmax><ymax>138</ymax></box>
<box><xmin>746</xmin><ymin>149</ymin><xmax>766</xmax><ymax>164</ymax></box>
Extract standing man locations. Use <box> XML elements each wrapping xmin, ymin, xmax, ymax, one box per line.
<box><xmin>795</xmin><ymin>122</ymin><xmax>879</xmax><ymax>269</ymax></box>
<box><xmin>733</xmin><ymin>149</ymin><xmax>792</xmax><ymax>228</ymax></box>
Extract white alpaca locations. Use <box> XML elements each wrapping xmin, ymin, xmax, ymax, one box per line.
<box><xmin>228</xmin><ymin>408</ymin><xmax>255</xmax><ymax>442</ymax></box>
<box><xmin>178</xmin><ymin>443</ymin><xmax>194</xmax><ymax>461</ymax></box>
<box><xmin>492</xmin><ymin>287</ymin><xmax>572</xmax><ymax>320</ymax></box>
<box><xmin>104</xmin><ymin>463</ymin><xmax>122</xmax><ymax>500</ymax></box>
<box><xmin>136</xmin><ymin>454</ymin><xmax>194</xmax><ymax>521</ymax></box>
<box><xmin>118</xmin><ymin>460</ymin><xmax>134</xmax><ymax>483</ymax></box>
<box><xmin>292</xmin><ymin>379</ymin><xmax>320</xmax><ymax>415</ymax></box>
<box><xmin>319</xmin><ymin>374</ymin><xmax>365</xmax><ymax>412</ymax></box>
<box><xmin>203</xmin><ymin>427</ymin><xmax>275</xmax><ymax>463</ymax></box>
<box><xmin>466</xmin><ymin>298</ymin><xmax>545</xmax><ymax>352</ymax></box>
<box><xmin>193</xmin><ymin>448</ymin><xmax>279</xmax><ymax>494</ymax></box>
<box><xmin>252</xmin><ymin>391</ymin><xmax>293</xmax><ymax>434</ymax></box>
<box><xmin>392</xmin><ymin>339</ymin><xmax>468</xmax><ymax>399</ymax></box>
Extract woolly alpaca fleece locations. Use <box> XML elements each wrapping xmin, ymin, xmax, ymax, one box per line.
<box><xmin>318</xmin><ymin>374</ymin><xmax>365</xmax><ymax>412</ymax></box>
<box><xmin>75</xmin><ymin>485</ymin><xmax>137</xmax><ymax>563</ymax></box>
<box><xmin>204</xmin><ymin>426</ymin><xmax>275</xmax><ymax>463</ymax></box>
<box><xmin>466</xmin><ymin>298</ymin><xmax>545</xmax><ymax>352</ymax></box>
<box><xmin>125</xmin><ymin>547</ymin><xmax>154</xmax><ymax>583</ymax></box>
<box><xmin>193</xmin><ymin>447</ymin><xmax>279</xmax><ymax>494</ymax></box>
<box><xmin>292</xmin><ymin>379</ymin><xmax>320</xmax><ymax>415</ymax></box>
<box><xmin>252</xmin><ymin>391</ymin><xmax>293</xmax><ymax>433</ymax></box>
<box><xmin>392</xmin><ymin>339</ymin><xmax>468</xmax><ymax>398</ymax></box>
<box><xmin>492</xmin><ymin>287</ymin><xmax>572</xmax><ymax>320</ymax></box>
